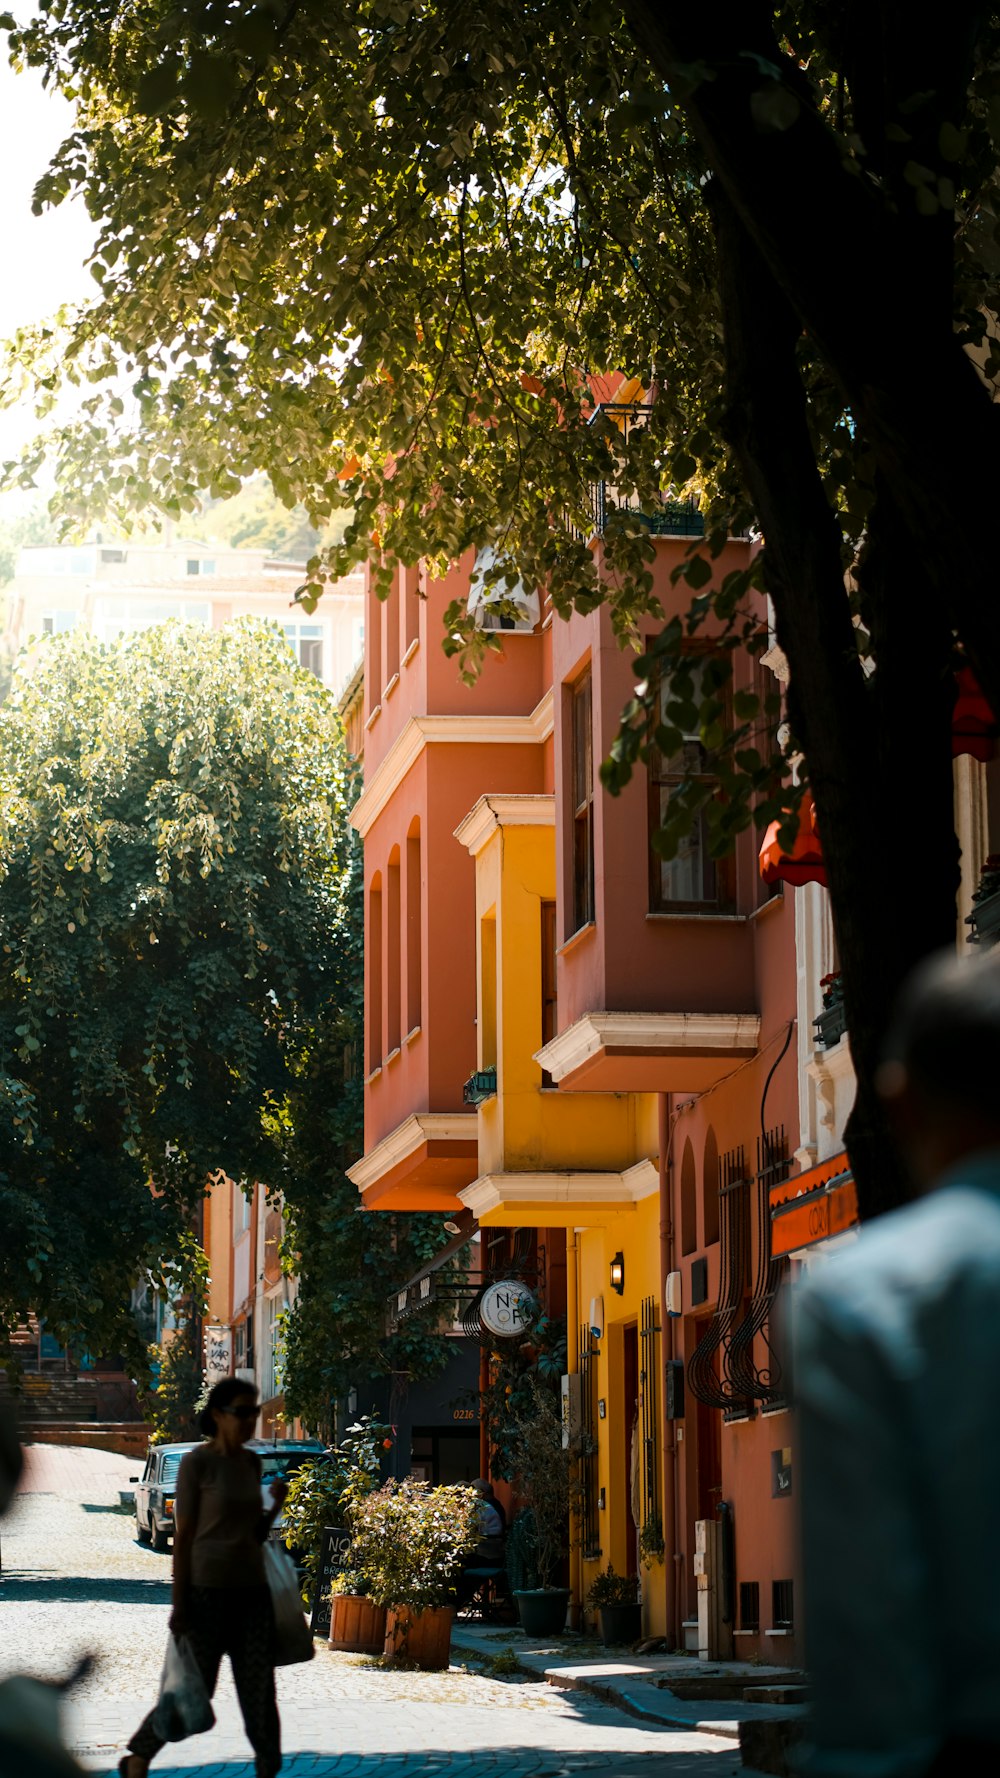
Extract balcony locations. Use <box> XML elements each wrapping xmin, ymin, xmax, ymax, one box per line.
<box><xmin>967</xmin><ymin>858</ymin><xmax>1000</xmax><ymax>949</ymax></box>
<box><xmin>463</xmin><ymin>1067</ymin><xmax>497</xmax><ymax>1106</ymax></box>
<box><xmin>347</xmin><ymin>1111</ymin><xmax>479</xmax><ymax>1212</ymax></box>
<box><xmin>583</xmin><ymin>403</ymin><xmax>705</xmax><ymax>540</ymax></box>
<box><xmin>813</xmin><ymin>971</ymin><xmax>846</xmax><ymax>1050</ymax></box>
<box><xmin>535</xmin><ymin>1010</ymin><xmax>761</xmax><ymax>1095</ymax></box>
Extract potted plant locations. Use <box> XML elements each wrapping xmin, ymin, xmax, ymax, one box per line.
<box><xmin>348</xmin><ymin>1476</ymin><xmax>481</xmax><ymax>1669</ymax></box>
<box><xmin>282</xmin><ymin>1413</ymin><xmax>392</xmax><ymax>1612</ymax></box>
<box><xmin>327</xmin><ymin>1569</ymin><xmax>386</xmax><ymax>1656</ymax></box>
<box><xmin>587</xmin><ymin>1564</ymin><xmax>642</xmax><ymax>1647</ymax></box>
<box><xmin>505</xmin><ymin>1377</ymin><xmax>575</xmax><ymax>1637</ymax></box>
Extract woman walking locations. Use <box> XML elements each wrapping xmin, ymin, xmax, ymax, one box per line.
<box><xmin>119</xmin><ymin>1377</ymin><xmax>287</xmax><ymax>1778</ymax></box>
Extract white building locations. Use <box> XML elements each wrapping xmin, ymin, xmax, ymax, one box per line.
<box><xmin>7</xmin><ymin>534</ymin><xmax>365</xmax><ymax>697</ymax></box>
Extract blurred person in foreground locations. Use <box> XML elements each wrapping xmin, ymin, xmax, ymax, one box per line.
<box><xmin>793</xmin><ymin>949</ymin><xmax>1000</xmax><ymax>1777</ymax></box>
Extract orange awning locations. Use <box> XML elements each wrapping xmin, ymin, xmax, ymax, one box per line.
<box><xmin>759</xmin><ymin>792</ymin><xmax>826</xmax><ymax>889</ymax></box>
<box><xmin>770</xmin><ymin>1150</ymin><xmax>858</xmax><ymax>1256</ymax></box>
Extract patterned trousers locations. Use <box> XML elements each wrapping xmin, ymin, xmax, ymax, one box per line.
<box><xmin>129</xmin><ymin>1584</ymin><xmax>281</xmax><ymax>1775</ymax></box>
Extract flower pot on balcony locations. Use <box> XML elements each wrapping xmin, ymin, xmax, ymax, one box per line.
<box><xmin>383</xmin><ymin>1604</ymin><xmax>454</xmax><ymax>1670</ymax></box>
<box><xmin>513</xmin><ymin>1587</ymin><xmax>571</xmax><ymax>1637</ymax></box>
<box><xmin>328</xmin><ymin>1593</ymin><xmax>386</xmax><ymax>1655</ymax></box>
<box><xmin>597</xmin><ymin>1602</ymin><xmax>642</xmax><ymax>1647</ymax></box>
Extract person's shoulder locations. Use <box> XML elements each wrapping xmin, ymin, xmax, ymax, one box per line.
<box><xmin>178</xmin><ymin>1442</ymin><xmax>209</xmax><ymax>1473</ymax></box>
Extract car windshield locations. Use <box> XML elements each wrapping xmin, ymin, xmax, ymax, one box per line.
<box><xmin>159</xmin><ymin>1453</ymin><xmax>183</xmax><ymax>1485</ymax></box>
<box><xmin>259</xmin><ymin>1450</ymin><xmax>324</xmax><ymax>1483</ymax></box>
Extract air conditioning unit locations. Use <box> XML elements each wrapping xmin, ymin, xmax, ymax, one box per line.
<box><xmin>467</xmin><ymin>547</ymin><xmax>540</xmax><ymax>632</ymax></box>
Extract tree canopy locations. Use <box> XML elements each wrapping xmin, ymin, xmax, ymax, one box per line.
<box><xmin>0</xmin><ymin>619</ymin><xmax>351</xmax><ymax>1364</ymax></box>
<box><xmin>5</xmin><ymin>2</ymin><xmax>1000</xmax><ymax>1211</ymax></box>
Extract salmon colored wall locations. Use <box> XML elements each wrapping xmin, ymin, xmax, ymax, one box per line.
<box><xmin>550</xmin><ymin>539</ymin><xmax>763</xmax><ymax>1033</ymax></box>
<box><xmin>363</xmin><ymin>558</ymin><xmax>549</xmax><ymax>781</ymax></box>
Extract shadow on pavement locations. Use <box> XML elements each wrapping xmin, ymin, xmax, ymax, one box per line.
<box><xmin>89</xmin><ymin>1755</ymin><xmax>742</xmax><ymax>1778</ymax></box>
<box><xmin>0</xmin><ymin>1574</ymin><xmax>170</xmax><ymax>1602</ymax></box>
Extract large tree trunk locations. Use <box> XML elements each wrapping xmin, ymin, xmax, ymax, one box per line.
<box><xmin>711</xmin><ymin>189</ymin><xmax>959</xmax><ymax>1217</ymax></box>
<box><xmin>624</xmin><ymin>1</ymin><xmax>1000</xmax><ymax>721</ymax></box>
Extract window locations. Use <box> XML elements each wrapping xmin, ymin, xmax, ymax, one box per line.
<box><xmin>403</xmin><ymin>565</ymin><xmax>420</xmax><ymax>652</ymax></box>
<box><xmin>99</xmin><ymin>548</ymin><xmax>126</xmax><ymax>565</ymax></box>
<box><xmin>368</xmin><ymin>876</ymin><xmax>383</xmax><ymax>1071</ymax></box>
<box><xmin>680</xmin><ymin>1137</ymin><xmax>697</xmax><ymax>1256</ymax></box>
<box><xmin>367</xmin><ymin>582</ymin><xmax>382</xmax><ymax>708</ymax></box>
<box><xmin>540</xmin><ymin>901</ymin><xmax>557</xmax><ymax>1087</ymax></box>
<box><xmin>570</xmin><ymin>671</ymin><xmax>595</xmax><ymax>934</ymax></box>
<box><xmin>283</xmin><ymin>621</ymin><xmax>324</xmax><ymax>680</ymax></box>
<box><xmin>703</xmin><ymin>1127</ymin><xmax>720</xmax><ymax>1246</ymax></box>
<box><xmin>772</xmin><ymin>1578</ymin><xmax>794</xmax><ymax>1629</ymax></box>
<box><xmin>648</xmin><ymin>655</ymin><xmax>734</xmax><ymax>913</ymax></box>
<box><xmin>384</xmin><ymin>571</ymin><xmax>400</xmax><ymax>685</ymax></box>
<box><xmin>186</xmin><ymin>557</ymin><xmax>216</xmax><ymax>576</ymax></box>
<box><xmin>233</xmin><ymin>1180</ymin><xmax>252</xmax><ymax>1233</ymax></box>
<box><xmin>387</xmin><ymin>848</ymin><xmax>401</xmax><ymax>1055</ymax></box>
<box><xmin>262</xmin><ymin>1294</ymin><xmax>282</xmax><ymax>1401</ymax></box>
<box><xmin>468</xmin><ymin>547</ymin><xmax>540</xmax><ymax>632</ymax></box>
<box><xmin>739</xmin><ymin>1581</ymin><xmax>760</xmax><ymax>1632</ymax></box>
<box><xmin>93</xmin><ymin>597</ymin><xmax>211</xmax><ymax>641</ymax></box>
<box><xmin>406</xmin><ymin>825</ymin><xmax>422</xmax><ymax>1034</ymax></box>
<box><xmin>41</xmin><ymin>611</ymin><xmax>77</xmax><ymax>637</ymax></box>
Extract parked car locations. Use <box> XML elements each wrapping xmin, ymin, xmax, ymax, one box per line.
<box><xmin>249</xmin><ymin>1438</ymin><xmax>326</xmax><ymax>1548</ymax></box>
<box><xmin>131</xmin><ymin>1442</ymin><xmax>196</xmax><ymax>1551</ymax></box>
<box><xmin>130</xmin><ymin>1434</ymin><xmax>326</xmax><ymax>1555</ymax></box>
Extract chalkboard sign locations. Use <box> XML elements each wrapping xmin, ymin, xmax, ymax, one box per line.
<box><xmin>310</xmin><ymin>1525</ymin><xmax>352</xmax><ymax>1638</ymax></box>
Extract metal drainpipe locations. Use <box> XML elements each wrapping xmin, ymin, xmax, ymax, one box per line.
<box><xmin>566</xmin><ymin>1227</ymin><xmax>580</xmax><ymax>1628</ymax></box>
<box><xmin>658</xmin><ymin>1092</ymin><xmax>680</xmax><ymax>1648</ymax></box>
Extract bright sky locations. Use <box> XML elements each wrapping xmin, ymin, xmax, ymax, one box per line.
<box><xmin>0</xmin><ymin>48</ymin><xmax>96</xmax><ymax>471</ymax></box>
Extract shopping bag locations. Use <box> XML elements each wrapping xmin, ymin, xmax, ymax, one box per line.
<box><xmin>151</xmin><ymin>1634</ymin><xmax>215</xmax><ymax>1741</ymax></box>
<box><xmin>263</xmin><ymin>1540</ymin><xmax>315</xmax><ymax>1666</ymax></box>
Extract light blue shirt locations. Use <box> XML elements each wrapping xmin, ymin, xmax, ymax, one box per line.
<box><xmin>792</xmin><ymin>1150</ymin><xmax>1000</xmax><ymax>1776</ymax></box>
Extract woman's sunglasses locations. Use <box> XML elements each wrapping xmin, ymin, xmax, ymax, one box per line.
<box><xmin>220</xmin><ymin>1404</ymin><xmax>259</xmax><ymax>1419</ymax></box>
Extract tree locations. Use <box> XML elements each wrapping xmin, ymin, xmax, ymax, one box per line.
<box><xmin>6</xmin><ymin>3</ymin><xmax>1000</xmax><ymax>1214</ymax></box>
<box><xmin>0</xmin><ymin>619</ymin><xmax>353</xmax><ymax>1366</ymax></box>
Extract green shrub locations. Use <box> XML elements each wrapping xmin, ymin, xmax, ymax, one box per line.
<box><xmin>349</xmin><ymin>1477</ymin><xmax>481</xmax><ymax>1611</ymax></box>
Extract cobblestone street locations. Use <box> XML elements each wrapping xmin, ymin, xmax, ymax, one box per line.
<box><xmin>0</xmin><ymin>1445</ymin><xmax>740</xmax><ymax>1778</ymax></box>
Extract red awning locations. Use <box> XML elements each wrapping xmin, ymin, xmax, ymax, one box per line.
<box><xmin>953</xmin><ymin>666</ymin><xmax>997</xmax><ymax>764</ymax></box>
<box><xmin>758</xmin><ymin>792</ymin><xmax>826</xmax><ymax>888</ymax></box>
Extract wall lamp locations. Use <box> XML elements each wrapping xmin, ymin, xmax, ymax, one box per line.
<box><xmin>609</xmin><ymin>1251</ymin><xmax>625</xmax><ymax>1296</ymax></box>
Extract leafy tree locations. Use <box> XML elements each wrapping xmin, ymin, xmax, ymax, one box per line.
<box><xmin>197</xmin><ymin>475</ymin><xmax>352</xmax><ymax>561</ymax></box>
<box><xmin>6</xmin><ymin>4</ymin><xmax>1000</xmax><ymax>1211</ymax></box>
<box><xmin>0</xmin><ymin>619</ymin><xmax>352</xmax><ymax>1367</ymax></box>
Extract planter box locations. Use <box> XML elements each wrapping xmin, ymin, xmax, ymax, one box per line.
<box><xmin>329</xmin><ymin>1594</ymin><xmax>386</xmax><ymax>1655</ymax></box>
<box><xmin>513</xmin><ymin>1588</ymin><xmax>571</xmax><ymax>1637</ymax></box>
<box><xmin>813</xmin><ymin>1000</ymin><xmax>846</xmax><ymax>1050</ymax></box>
<box><xmin>383</xmin><ymin>1604</ymin><xmax>454</xmax><ymax>1670</ymax></box>
<box><xmin>968</xmin><ymin>887</ymin><xmax>1000</xmax><ymax>949</ymax></box>
<box><xmin>597</xmin><ymin>1601</ymin><xmax>642</xmax><ymax>1647</ymax></box>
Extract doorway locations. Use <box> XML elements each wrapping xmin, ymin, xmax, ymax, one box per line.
<box><xmin>622</xmin><ymin>1324</ymin><xmax>639</xmax><ymax>1576</ymax></box>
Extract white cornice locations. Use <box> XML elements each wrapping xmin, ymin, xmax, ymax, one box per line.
<box><xmin>455</xmin><ymin>793</ymin><xmax>556</xmax><ymax>857</ymax></box>
<box><xmin>350</xmin><ymin>693</ymin><xmax>554</xmax><ymax>839</ymax></box>
<box><xmin>347</xmin><ymin>1111</ymin><xmax>478</xmax><ymax>1194</ymax></box>
<box><xmin>535</xmin><ymin>1011</ymin><xmax>761</xmax><ymax>1082</ymax></box>
<box><xmin>459</xmin><ymin>1163</ymin><xmax>657</xmax><ymax>1218</ymax></box>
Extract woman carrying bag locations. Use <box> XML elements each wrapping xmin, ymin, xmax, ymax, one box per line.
<box><xmin>119</xmin><ymin>1378</ymin><xmax>288</xmax><ymax>1778</ymax></box>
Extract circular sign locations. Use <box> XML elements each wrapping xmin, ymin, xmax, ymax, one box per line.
<box><xmin>479</xmin><ymin>1279</ymin><xmax>538</xmax><ymax>1339</ymax></box>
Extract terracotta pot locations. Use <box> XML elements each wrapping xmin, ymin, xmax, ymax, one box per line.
<box><xmin>328</xmin><ymin>1593</ymin><xmax>387</xmax><ymax>1655</ymax></box>
<box><xmin>383</xmin><ymin>1604</ymin><xmax>454</xmax><ymax>1670</ymax></box>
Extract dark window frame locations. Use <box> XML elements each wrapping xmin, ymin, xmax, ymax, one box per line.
<box><xmin>570</xmin><ymin>672</ymin><xmax>595</xmax><ymax>936</ymax></box>
<box><xmin>647</xmin><ymin>654</ymin><xmax>735</xmax><ymax>915</ymax></box>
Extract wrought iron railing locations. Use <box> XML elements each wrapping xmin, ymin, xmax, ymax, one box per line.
<box><xmin>725</xmin><ymin>1130</ymin><xmax>791</xmax><ymax>1407</ymax></box>
<box><xmin>585</xmin><ymin>403</ymin><xmax>705</xmax><ymax>539</ymax></box>
<box><xmin>578</xmin><ymin>1322</ymin><xmax>601</xmax><ymax>1559</ymax></box>
<box><xmin>639</xmin><ymin>1294</ymin><xmax>661</xmax><ymax>1537</ymax></box>
<box><xmin>463</xmin><ymin>1066</ymin><xmax>497</xmax><ymax>1105</ymax></box>
<box><xmin>687</xmin><ymin>1145</ymin><xmax>754</xmax><ymax>1415</ymax></box>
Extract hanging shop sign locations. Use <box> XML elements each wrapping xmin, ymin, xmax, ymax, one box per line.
<box><xmin>479</xmin><ymin>1280</ymin><xmax>538</xmax><ymax>1339</ymax></box>
<box><xmin>203</xmin><ymin>1324</ymin><xmax>233</xmax><ymax>1379</ymax></box>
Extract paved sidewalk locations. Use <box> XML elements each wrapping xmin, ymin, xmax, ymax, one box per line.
<box><xmin>2</xmin><ymin>1444</ymin><xmax>747</xmax><ymax>1778</ymax></box>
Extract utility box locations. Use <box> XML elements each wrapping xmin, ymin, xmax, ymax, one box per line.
<box><xmin>560</xmin><ymin>1373</ymin><xmax>582</xmax><ymax>1448</ymax></box>
<box><xmin>694</xmin><ymin>1519</ymin><xmax>734</xmax><ymax>1661</ymax></box>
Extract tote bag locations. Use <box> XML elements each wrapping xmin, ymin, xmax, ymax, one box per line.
<box><xmin>263</xmin><ymin>1541</ymin><xmax>315</xmax><ymax>1666</ymax></box>
<box><xmin>152</xmin><ymin>1634</ymin><xmax>215</xmax><ymax>1741</ymax></box>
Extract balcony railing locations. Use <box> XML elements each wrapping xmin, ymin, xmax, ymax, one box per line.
<box><xmin>463</xmin><ymin>1066</ymin><xmax>497</xmax><ymax>1106</ymax></box>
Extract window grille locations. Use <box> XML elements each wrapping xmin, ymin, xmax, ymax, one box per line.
<box><xmin>639</xmin><ymin>1295</ymin><xmax>661</xmax><ymax>1536</ymax></box>
<box><xmin>772</xmin><ymin>1578</ymin><xmax>794</xmax><ymax>1629</ymax></box>
<box><xmin>578</xmin><ymin>1322</ymin><xmax>601</xmax><ymax>1559</ymax></box>
<box><xmin>687</xmin><ymin>1145</ymin><xmax>754</xmax><ymax>1414</ymax></box>
<box><xmin>726</xmin><ymin>1129</ymin><xmax>791</xmax><ymax>1406</ymax></box>
<box><xmin>739</xmin><ymin>1581</ymin><xmax>760</xmax><ymax>1631</ymax></box>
